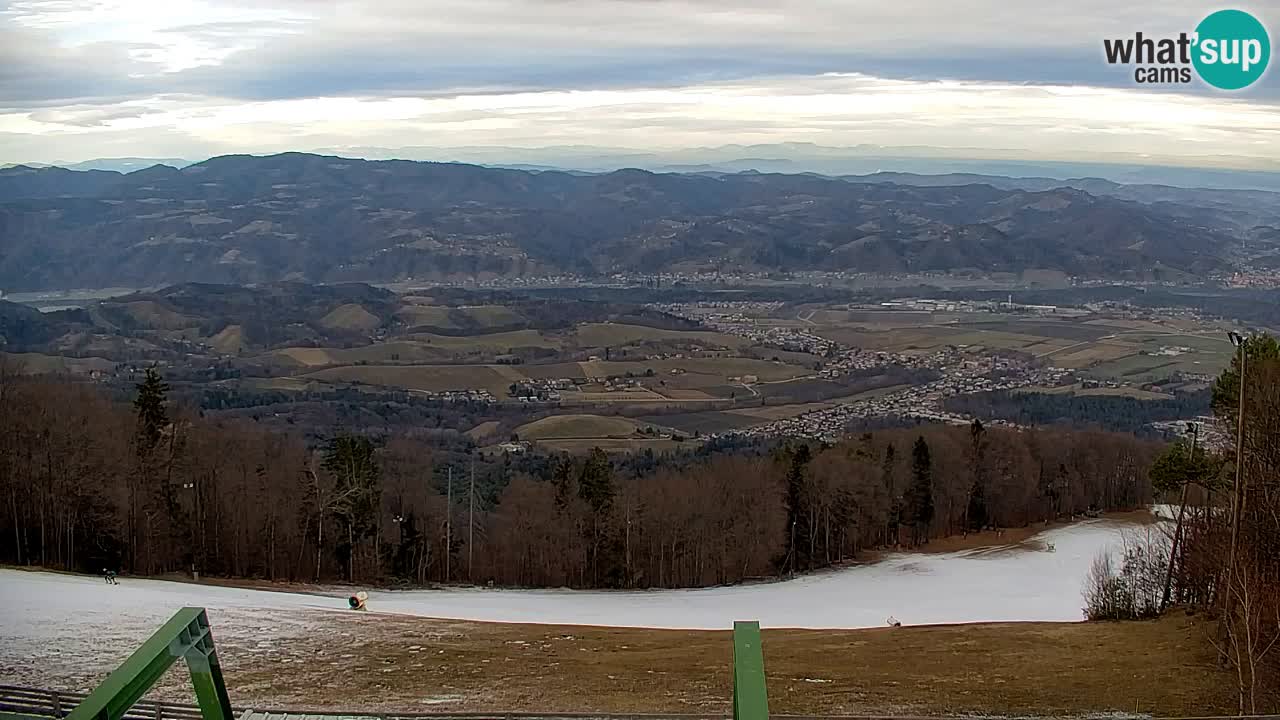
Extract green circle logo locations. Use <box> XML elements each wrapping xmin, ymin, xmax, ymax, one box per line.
<box><xmin>1193</xmin><ymin>9</ymin><xmax>1270</xmax><ymax>90</ymax></box>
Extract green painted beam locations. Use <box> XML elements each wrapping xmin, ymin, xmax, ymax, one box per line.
<box><xmin>732</xmin><ymin>621</ymin><xmax>769</xmax><ymax>720</ymax></box>
<box><xmin>67</xmin><ymin>608</ymin><xmax>233</xmax><ymax>720</ymax></box>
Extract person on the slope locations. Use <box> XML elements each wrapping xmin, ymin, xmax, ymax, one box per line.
<box><xmin>103</xmin><ymin>568</ymin><xmax>118</xmax><ymax>585</ymax></box>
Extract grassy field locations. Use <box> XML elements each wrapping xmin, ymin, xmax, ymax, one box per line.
<box><xmin>319</xmin><ymin>303</ymin><xmax>381</xmax><ymax>331</ymax></box>
<box><xmin>395</xmin><ymin>304</ymin><xmax>526</xmax><ymax>330</ymax></box>
<box><xmin>638</xmin><ymin>410</ymin><xmax>757</xmax><ymax>434</ymax></box>
<box><xmin>271</xmin><ymin>341</ymin><xmax>457</xmax><ymax>367</ymax></box>
<box><xmin>726</xmin><ymin>401</ymin><xmax>835</xmax><ymax>421</ymax></box>
<box><xmin>1047</xmin><ymin>342</ymin><xmax>1140</xmax><ymax>368</ymax></box>
<box><xmin>574</xmin><ymin>323</ymin><xmax>749</xmax><ymax>349</ymax></box>
<box><xmin>207</xmin><ymin>324</ymin><xmax>245</xmax><ymax>354</ymax></box>
<box><xmin>516</xmin><ymin>414</ymin><xmax>668</xmax><ymax>440</ymax></box>
<box><xmin>395</xmin><ymin>304</ymin><xmax>455</xmax><ymax>328</ymax></box>
<box><xmin>405</xmin><ymin>330</ymin><xmax>558</xmax><ymax>351</ymax></box>
<box><xmin>194</xmin><ymin>613</ymin><xmax>1236</xmax><ymax>716</ymax></box>
<box><xmin>1019</xmin><ymin>383</ymin><xmax>1174</xmax><ymax>400</ymax></box>
<box><xmin>536</xmin><ymin>437</ymin><xmax>695</xmax><ymax>454</ymax></box>
<box><xmin>302</xmin><ymin>365</ymin><xmax>515</xmax><ymax>395</ymax></box>
<box><xmin>807</xmin><ymin>311</ymin><xmax>1234</xmax><ymax>381</ymax></box>
<box><xmin>0</xmin><ymin>352</ymin><xmax>115</xmax><ymax>374</ymax></box>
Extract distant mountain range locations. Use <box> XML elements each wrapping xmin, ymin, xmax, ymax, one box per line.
<box><xmin>0</xmin><ymin>157</ymin><xmax>194</xmax><ymax>173</ymax></box>
<box><xmin>1</xmin><ymin>152</ymin><xmax>1277</xmax><ymax>292</ymax></box>
<box><xmin>8</xmin><ymin>143</ymin><xmax>1280</xmax><ymax>191</ymax></box>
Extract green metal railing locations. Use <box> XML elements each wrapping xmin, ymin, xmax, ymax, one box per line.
<box><xmin>732</xmin><ymin>621</ymin><xmax>768</xmax><ymax>720</ymax></box>
<box><xmin>65</xmin><ymin>608</ymin><xmax>232</xmax><ymax>720</ymax></box>
<box><xmin>56</xmin><ymin>608</ymin><xmax>767</xmax><ymax>720</ymax></box>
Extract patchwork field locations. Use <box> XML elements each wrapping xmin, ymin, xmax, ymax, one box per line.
<box><xmin>573</xmin><ymin>322</ymin><xmax>749</xmax><ymax>349</ymax></box>
<box><xmin>536</xmin><ymin>437</ymin><xmax>695</xmax><ymax>453</ymax></box>
<box><xmin>807</xmin><ymin>310</ymin><xmax>1233</xmax><ymax>381</ymax></box>
<box><xmin>302</xmin><ymin>365</ymin><xmax>516</xmax><ymax>395</ymax></box>
<box><xmin>638</xmin><ymin>410</ymin><xmax>757</xmax><ymax>434</ymax></box>
<box><xmin>516</xmin><ymin>414</ymin><xmax>672</xmax><ymax>440</ymax></box>
<box><xmin>405</xmin><ymin>329</ymin><xmax>558</xmax><ymax>351</ymax></box>
<box><xmin>395</xmin><ymin>304</ymin><xmax>526</xmax><ymax>330</ymax></box>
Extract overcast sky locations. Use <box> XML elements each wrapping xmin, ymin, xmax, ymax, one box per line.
<box><xmin>1</xmin><ymin>0</ymin><xmax>1277</xmax><ymax>167</ymax></box>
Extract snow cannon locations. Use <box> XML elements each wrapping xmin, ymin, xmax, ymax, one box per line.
<box><xmin>349</xmin><ymin>591</ymin><xmax>368</xmax><ymax>611</ymax></box>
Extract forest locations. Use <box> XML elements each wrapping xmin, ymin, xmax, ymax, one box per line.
<box><xmin>945</xmin><ymin>387</ymin><xmax>1210</xmax><ymax>435</ymax></box>
<box><xmin>0</xmin><ymin>356</ymin><xmax>1158</xmax><ymax>590</ymax></box>
<box><xmin>1082</xmin><ymin>334</ymin><xmax>1280</xmax><ymax>712</ymax></box>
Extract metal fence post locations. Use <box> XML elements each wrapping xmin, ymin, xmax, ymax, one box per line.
<box><xmin>732</xmin><ymin>621</ymin><xmax>769</xmax><ymax>720</ymax></box>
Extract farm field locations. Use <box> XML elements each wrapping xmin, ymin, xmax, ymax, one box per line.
<box><xmin>515</xmin><ymin>414</ymin><xmax>672</xmax><ymax>440</ymax></box>
<box><xmin>573</xmin><ymin>322</ymin><xmax>749</xmax><ymax>349</ymax></box>
<box><xmin>403</xmin><ymin>329</ymin><xmax>557</xmax><ymax>351</ymax></box>
<box><xmin>804</xmin><ymin>309</ymin><xmax>1233</xmax><ymax>381</ymax></box>
<box><xmin>535</xmin><ymin>437</ymin><xmax>695</xmax><ymax>453</ymax></box>
<box><xmin>637</xmin><ymin>410</ymin><xmax>757</xmax><ymax>434</ymax></box>
<box><xmin>395</xmin><ymin>304</ymin><xmax>527</xmax><ymax>330</ymax></box>
<box><xmin>302</xmin><ymin>364</ymin><xmax>516</xmax><ymax>396</ymax></box>
<box><xmin>270</xmin><ymin>341</ymin><xmax>456</xmax><ymax>367</ymax></box>
<box><xmin>1019</xmin><ymin>383</ymin><xmax>1175</xmax><ymax>399</ymax></box>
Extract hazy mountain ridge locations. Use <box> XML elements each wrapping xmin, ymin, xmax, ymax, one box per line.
<box><xmin>0</xmin><ymin>152</ymin><xmax>1262</xmax><ymax>291</ymax></box>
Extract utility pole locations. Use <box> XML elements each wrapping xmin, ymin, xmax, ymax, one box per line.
<box><xmin>468</xmin><ymin>457</ymin><xmax>475</xmax><ymax>582</ymax></box>
<box><xmin>446</xmin><ymin>466</ymin><xmax>452</xmax><ymax>583</ymax></box>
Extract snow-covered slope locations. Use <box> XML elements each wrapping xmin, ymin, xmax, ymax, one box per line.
<box><xmin>0</xmin><ymin>519</ymin><xmax>1138</xmax><ymax>633</ymax></box>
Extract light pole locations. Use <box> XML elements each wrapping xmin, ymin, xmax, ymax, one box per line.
<box><xmin>1223</xmin><ymin>332</ymin><xmax>1248</xmax><ymax>620</ymax></box>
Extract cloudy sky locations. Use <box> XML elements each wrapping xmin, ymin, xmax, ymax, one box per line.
<box><xmin>1</xmin><ymin>0</ymin><xmax>1277</xmax><ymax>167</ymax></box>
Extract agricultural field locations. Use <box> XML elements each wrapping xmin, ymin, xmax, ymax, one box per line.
<box><xmin>802</xmin><ymin>307</ymin><xmax>1234</xmax><ymax>381</ymax></box>
<box><xmin>573</xmin><ymin>322</ymin><xmax>748</xmax><ymax>349</ymax></box>
<box><xmin>0</xmin><ymin>352</ymin><xmax>114</xmax><ymax>375</ymax></box>
<box><xmin>637</xmin><ymin>410</ymin><xmax>757</xmax><ymax>434</ymax></box>
<box><xmin>302</xmin><ymin>364</ymin><xmax>516</xmax><ymax>396</ymax></box>
<box><xmin>269</xmin><ymin>341</ymin><xmax>456</xmax><ymax>367</ymax></box>
<box><xmin>404</xmin><ymin>329</ymin><xmax>558</xmax><ymax>351</ymax></box>
<box><xmin>394</xmin><ymin>304</ymin><xmax>526</xmax><ymax>331</ymax></box>
<box><xmin>516</xmin><ymin>414</ymin><xmax>673</xmax><ymax>440</ymax></box>
<box><xmin>535</xmin><ymin>437</ymin><xmax>696</xmax><ymax>454</ymax></box>
<box><xmin>1018</xmin><ymin>383</ymin><xmax>1174</xmax><ymax>400</ymax></box>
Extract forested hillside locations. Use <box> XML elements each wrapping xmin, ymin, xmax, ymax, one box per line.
<box><xmin>0</xmin><ymin>153</ymin><xmax>1246</xmax><ymax>290</ymax></box>
<box><xmin>0</xmin><ymin>359</ymin><xmax>1157</xmax><ymax>588</ymax></box>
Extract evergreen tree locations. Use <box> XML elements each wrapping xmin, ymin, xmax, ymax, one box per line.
<box><xmin>1211</xmin><ymin>333</ymin><xmax>1280</xmax><ymax>421</ymax></box>
<box><xmin>966</xmin><ymin>420</ymin><xmax>988</xmax><ymax>531</ymax></box>
<box><xmin>577</xmin><ymin>447</ymin><xmax>617</xmax><ymax>585</ymax></box>
<box><xmin>322</xmin><ymin>435</ymin><xmax>381</xmax><ymax>582</ymax></box>
<box><xmin>133</xmin><ymin>367</ymin><xmax>170</xmax><ymax>452</ymax></box>
<box><xmin>552</xmin><ymin>455</ymin><xmax>575</xmax><ymax>512</ymax></box>
<box><xmin>577</xmin><ymin>447</ymin><xmax>615</xmax><ymax>513</ymax></box>
<box><xmin>906</xmin><ymin>436</ymin><xmax>935</xmax><ymax>546</ymax></box>
<box><xmin>784</xmin><ymin>443</ymin><xmax>813</xmax><ymax>571</ymax></box>
<box><xmin>882</xmin><ymin>444</ymin><xmax>901</xmax><ymax>545</ymax></box>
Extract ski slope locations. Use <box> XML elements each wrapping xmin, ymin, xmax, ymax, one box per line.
<box><xmin>0</xmin><ymin>519</ymin><xmax>1141</xmax><ymax>636</ymax></box>
<box><xmin>0</xmin><ymin>519</ymin><xmax>1150</xmax><ymax>689</ymax></box>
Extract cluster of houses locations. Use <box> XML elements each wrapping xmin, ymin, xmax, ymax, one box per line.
<box><xmin>716</xmin><ymin>350</ymin><xmax>1064</xmax><ymax>443</ymax></box>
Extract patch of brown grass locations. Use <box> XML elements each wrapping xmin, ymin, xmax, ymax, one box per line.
<box><xmin>207</xmin><ymin>613</ymin><xmax>1236</xmax><ymax>716</ymax></box>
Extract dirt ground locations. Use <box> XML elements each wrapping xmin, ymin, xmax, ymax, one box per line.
<box><xmin>133</xmin><ymin>611</ymin><xmax>1237</xmax><ymax>717</ymax></box>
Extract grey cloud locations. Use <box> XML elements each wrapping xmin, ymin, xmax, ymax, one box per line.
<box><xmin>28</xmin><ymin>103</ymin><xmax>167</xmax><ymax>126</ymax></box>
<box><xmin>0</xmin><ymin>26</ymin><xmax>162</xmax><ymax>107</ymax></box>
<box><xmin>5</xmin><ymin>0</ymin><xmax>1277</xmax><ymax>109</ymax></box>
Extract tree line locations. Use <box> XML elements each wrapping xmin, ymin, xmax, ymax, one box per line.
<box><xmin>0</xmin><ymin>358</ymin><xmax>1159</xmax><ymax>589</ymax></box>
<box><xmin>946</xmin><ymin>387</ymin><xmax>1211</xmax><ymax>435</ymax></box>
<box><xmin>1132</xmin><ymin>333</ymin><xmax>1280</xmax><ymax>713</ymax></box>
